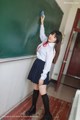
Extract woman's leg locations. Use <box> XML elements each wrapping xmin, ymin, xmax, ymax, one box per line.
<box><xmin>39</xmin><ymin>81</ymin><xmax>52</xmax><ymax>120</ymax></box>
<box><xmin>25</xmin><ymin>83</ymin><xmax>39</xmax><ymax>115</ymax></box>
<box><xmin>32</xmin><ymin>83</ymin><xmax>39</xmax><ymax>107</ymax></box>
<box><xmin>33</xmin><ymin>83</ymin><xmax>39</xmax><ymax>90</ymax></box>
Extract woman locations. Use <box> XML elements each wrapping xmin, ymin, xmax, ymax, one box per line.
<box><xmin>25</xmin><ymin>16</ymin><xmax>62</xmax><ymax>120</ymax></box>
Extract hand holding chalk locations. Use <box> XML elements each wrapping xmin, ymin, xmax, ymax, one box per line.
<box><xmin>41</xmin><ymin>11</ymin><xmax>45</xmax><ymax>24</ymax></box>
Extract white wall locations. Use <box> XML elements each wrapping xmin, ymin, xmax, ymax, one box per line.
<box><xmin>51</xmin><ymin>0</ymin><xmax>80</xmax><ymax>80</ymax></box>
<box><xmin>51</xmin><ymin>0</ymin><xmax>72</xmax><ymax>79</ymax></box>
<box><xmin>56</xmin><ymin>0</ymin><xmax>72</xmax><ymax>32</ymax></box>
<box><xmin>0</xmin><ymin>57</ymin><xmax>35</xmax><ymax>117</ymax></box>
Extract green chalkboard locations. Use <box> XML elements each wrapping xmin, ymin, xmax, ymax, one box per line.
<box><xmin>0</xmin><ymin>0</ymin><xmax>63</xmax><ymax>58</ymax></box>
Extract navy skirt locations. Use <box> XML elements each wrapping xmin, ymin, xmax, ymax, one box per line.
<box><xmin>28</xmin><ymin>58</ymin><xmax>49</xmax><ymax>85</ymax></box>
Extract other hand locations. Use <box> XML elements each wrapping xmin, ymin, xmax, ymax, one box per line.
<box><xmin>39</xmin><ymin>79</ymin><xmax>44</xmax><ymax>85</ymax></box>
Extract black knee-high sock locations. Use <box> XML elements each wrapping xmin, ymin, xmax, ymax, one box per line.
<box><xmin>32</xmin><ymin>90</ymin><xmax>39</xmax><ymax>107</ymax></box>
<box><xmin>42</xmin><ymin>94</ymin><xmax>50</xmax><ymax>114</ymax></box>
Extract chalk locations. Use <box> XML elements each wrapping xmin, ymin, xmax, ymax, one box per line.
<box><xmin>41</xmin><ymin>11</ymin><xmax>45</xmax><ymax>17</ymax></box>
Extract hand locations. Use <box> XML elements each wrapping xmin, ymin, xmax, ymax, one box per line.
<box><xmin>41</xmin><ymin>16</ymin><xmax>45</xmax><ymax>25</ymax></box>
<box><xmin>39</xmin><ymin>79</ymin><xmax>44</xmax><ymax>85</ymax></box>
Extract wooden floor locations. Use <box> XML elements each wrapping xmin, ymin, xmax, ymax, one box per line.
<box><xmin>3</xmin><ymin>95</ymin><xmax>71</xmax><ymax>120</ymax></box>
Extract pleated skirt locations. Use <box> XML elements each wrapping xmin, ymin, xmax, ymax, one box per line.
<box><xmin>27</xmin><ymin>58</ymin><xmax>49</xmax><ymax>85</ymax></box>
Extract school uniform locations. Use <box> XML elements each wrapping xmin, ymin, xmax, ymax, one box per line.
<box><xmin>28</xmin><ymin>24</ymin><xmax>56</xmax><ymax>85</ymax></box>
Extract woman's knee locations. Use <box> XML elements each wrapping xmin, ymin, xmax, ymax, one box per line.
<box><xmin>39</xmin><ymin>84</ymin><xmax>47</xmax><ymax>95</ymax></box>
<box><xmin>39</xmin><ymin>80</ymin><xmax>44</xmax><ymax>86</ymax></box>
<box><xmin>33</xmin><ymin>83</ymin><xmax>39</xmax><ymax>90</ymax></box>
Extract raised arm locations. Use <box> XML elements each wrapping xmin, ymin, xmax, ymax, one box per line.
<box><xmin>40</xmin><ymin>16</ymin><xmax>47</xmax><ymax>42</ymax></box>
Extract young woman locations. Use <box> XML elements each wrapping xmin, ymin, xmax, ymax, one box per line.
<box><xmin>25</xmin><ymin>16</ymin><xmax>62</xmax><ymax>120</ymax></box>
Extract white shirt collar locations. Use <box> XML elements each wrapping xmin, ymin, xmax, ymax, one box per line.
<box><xmin>48</xmin><ymin>42</ymin><xmax>55</xmax><ymax>47</ymax></box>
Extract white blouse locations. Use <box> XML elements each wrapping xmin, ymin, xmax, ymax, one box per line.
<box><xmin>36</xmin><ymin>24</ymin><xmax>56</xmax><ymax>80</ymax></box>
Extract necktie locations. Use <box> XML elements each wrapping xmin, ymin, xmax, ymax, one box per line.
<box><xmin>43</xmin><ymin>41</ymin><xmax>48</xmax><ymax>47</ymax></box>
<box><xmin>37</xmin><ymin>41</ymin><xmax>48</xmax><ymax>51</ymax></box>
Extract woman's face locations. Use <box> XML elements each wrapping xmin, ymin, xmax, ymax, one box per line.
<box><xmin>48</xmin><ymin>33</ymin><xmax>57</xmax><ymax>43</ymax></box>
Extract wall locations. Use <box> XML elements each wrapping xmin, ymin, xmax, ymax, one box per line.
<box><xmin>0</xmin><ymin>0</ymin><xmax>79</xmax><ymax>117</ymax></box>
<box><xmin>51</xmin><ymin>0</ymin><xmax>72</xmax><ymax>79</ymax></box>
<box><xmin>63</xmin><ymin>2</ymin><xmax>80</xmax><ymax>74</ymax></box>
<box><xmin>0</xmin><ymin>57</ymin><xmax>35</xmax><ymax>117</ymax></box>
<box><xmin>51</xmin><ymin>0</ymin><xmax>80</xmax><ymax>80</ymax></box>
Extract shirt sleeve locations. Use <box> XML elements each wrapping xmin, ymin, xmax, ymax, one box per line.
<box><xmin>40</xmin><ymin>24</ymin><xmax>47</xmax><ymax>42</ymax></box>
<box><xmin>40</xmin><ymin>49</ymin><xmax>56</xmax><ymax>80</ymax></box>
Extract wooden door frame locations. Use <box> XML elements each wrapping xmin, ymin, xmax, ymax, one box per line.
<box><xmin>55</xmin><ymin>8</ymin><xmax>80</xmax><ymax>90</ymax></box>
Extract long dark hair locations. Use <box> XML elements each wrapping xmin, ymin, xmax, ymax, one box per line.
<box><xmin>50</xmin><ymin>30</ymin><xmax>62</xmax><ymax>43</ymax></box>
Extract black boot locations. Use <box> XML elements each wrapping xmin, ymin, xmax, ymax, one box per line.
<box><xmin>25</xmin><ymin>105</ymin><xmax>36</xmax><ymax>115</ymax></box>
<box><xmin>41</xmin><ymin>94</ymin><xmax>53</xmax><ymax>120</ymax></box>
<box><xmin>25</xmin><ymin>90</ymin><xmax>39</xmax><ymax>116</ymax></box>
<box><xmin>42</xmin><ymin>113</ymin><xmax>53</xmax><ymax>120</ymax></box>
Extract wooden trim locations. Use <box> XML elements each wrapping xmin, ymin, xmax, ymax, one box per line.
<box><xmin>73</xmin><ymin>8</ymin><xmax>80</xmax><ymax>30</ymax></box>
<box><xmin>74</xmin><ymin>28</ymin><xmax>80</xmax><ymax>32</ymax></box>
